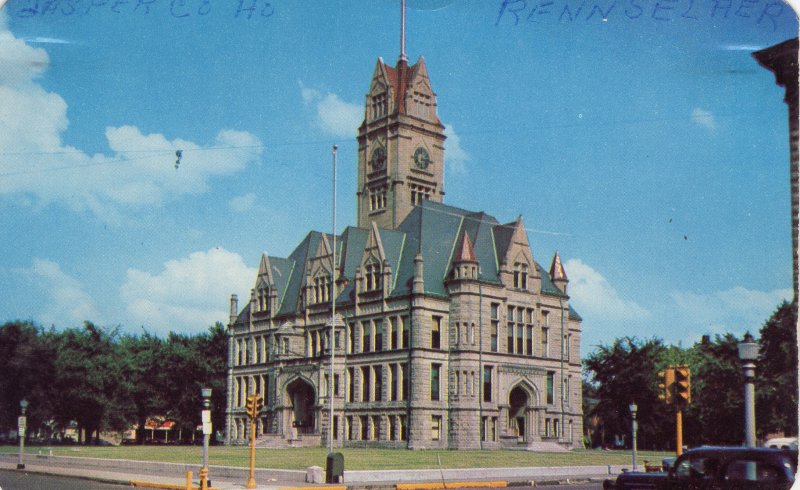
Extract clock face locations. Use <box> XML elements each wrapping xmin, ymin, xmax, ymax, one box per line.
<box><xmin>369</xmin><ymin>147</ymin><xmax>386</xmax><ymax>170</ymax></box>
<box><xmin>413</xmin><ymin>147</ymin><xmax>431</xmax><ymax>170</ymax></box>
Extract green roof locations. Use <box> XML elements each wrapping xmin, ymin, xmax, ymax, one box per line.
<box><xmin>241</xmin><ymin>200</ymin><xmax>581</xmax><ymax>321</ymax></box>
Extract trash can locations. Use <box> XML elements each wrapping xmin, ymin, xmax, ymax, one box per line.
<box><xmin>326</xmin><ymin>452</ymin><xmax>344</xmax><ymax>483</ymax></box>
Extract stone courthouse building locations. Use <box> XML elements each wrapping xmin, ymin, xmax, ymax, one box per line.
<box><xmin>225</xmin><ymin>16</ymin><xmax>584</xmax><ymax>450</ymax></box>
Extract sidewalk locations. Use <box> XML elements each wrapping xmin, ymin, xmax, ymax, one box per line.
<box><xmin>0</xmin><ymin>454</ymin><xmax>622</xmax><ymax>489</ymax></box>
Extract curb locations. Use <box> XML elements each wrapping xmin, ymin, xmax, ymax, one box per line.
<box><xmin>396</xmin><ymin>482</ymin><xmax>507</xmax><ymax>490</ymax></box>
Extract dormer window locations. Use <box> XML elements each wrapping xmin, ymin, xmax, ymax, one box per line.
<box><xmin>313</xmin><ymin>274</ymin><xmax>331</xmax><ymax>303</ymax></box>
<box><xmin>257</xmin><ymin>287</ymin><xmax>270</xmax><ymax>314</ymax></box>
<box><xmin>513</xmin><ymin>263</ymin><xmax>528</xmax><ymax>289</ymax></box>
<box><xmin>364</xmin><ymin>260</ymin><xmax>382</xmax><ymax>291</ymax></box>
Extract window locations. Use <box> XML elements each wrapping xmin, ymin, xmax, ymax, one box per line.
<box><xmin>400</xmin><ymin>415</ymin><xmax>408</xmax><ymax>441</ymax></box>
<box><xmin>388</xmin><ymin>416</ymin><xmax>396</xmax><ymax>441</ymax></box>
<box><xmin>362</xmin><ymin>321</ymin><xmax>371</xmax><ymax>353</ymax></box>
<box><xmin>431</xmin><ymin>363</ymin><xmax>441</xmax><ymax>401</ymax></box>
<box><xmin>483</xmin><ymin>366</ymin><xmax>493</xmax><ymax>402</ymax></box>
<box><xmin>348</xmin><ymin>323</ymin><xmax>355</xmax><ymax>354</ymax></box>
<box><xmin>360</xmin><ymin>416</ymin><xmax>368</xmax><ymax>440</ymax></box>
<box><xmin>431</xmin><ymin>415</ymin><xmax>442</xmax><ymax>441</ymax></box>
<box><xmin>374</xmin><ymin>320</ymin><xmax>383</xmax><ymax>352</ymax></box>
<box><xmin>431</xmin><ymin>315</ymin><xmax>441</xmax><ymax>349</ymax></box>
<box><xmin>546</xmin><ymin>371</ymin><xmax>555</xmax><ymax>405</ymax></box>
<box><xmin>390</xmin><ymin>317</ymin><xmax>398</xmax><ymax>350</ymax></box>
<box><xmin>334</xmin><ymin>374</ymin><xmax>340</xmax><ymax>397</ymax></box>
<box><xmin>371</xmin><ymin>415</ymin><xmax>379</xmax><ymax>440</ymax></box>
<box><xmin>364</xmin><ymin>261</ymin><xmax>382</xmax><ymax>290</ymax></box>
<box><xmin>333</xmin><ymin>416</ymin><xmax>339</xmax><ymax>440</ymax></box>
<box><xmin>313</xmin><ymin>274</ymin><xmax>331</xmax><ymax>303</ymax></box>
<box><xmin>526</xmin><ymin>326</ymin><xmax>533</xmax><ymax>356</ymax></box>
<box><xmin>390</xmin><ymin>364</ymin><xmax>397</xmax><ymax>401</ymax></box>
<box><xmin>374</xmin><ymin>365</ymin><xmax>383</xmax><ymax>402</ymax></box>
<box><xmin>347</xmin><ymin>367</ymin><xmax>354</xmax><ymax>402</ymax></box>
<box><xmin>362</xmin><ymin>366</ymin><xmax>371</xmax><ymax>402</ymax></box>
<box><xmin>402</xmin><ymin>316</ymin><xmax>409</xmax><ymax>348</ymax></box>
<box><xmin>490</xmin><ymin>303</ymin><xmax>499</xmax><ymax>352</ymax></box>
<box><xmin>507</xmin><ymin>305</ymin><xmax>515</xmax><ymax>354</ymax></box>
<box><xmin>513</xmin><ymin>262</ymin><xmax>528</xmax><ymax>289</ymax></box>
<box><xmin>541</xmin><ymin>326</ymin><xmax>549</xmax><ymax>358</ymax></box>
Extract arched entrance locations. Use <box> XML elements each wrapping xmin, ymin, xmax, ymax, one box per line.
<box><xmin>285</xmin><ymin>378</ymin><xmax>316</xmax><ymax>435</ymax></box>
<box><xmin>509</xmin><ymin>386</ymin><xmax>529</xmax><ymax>442</ymax></box>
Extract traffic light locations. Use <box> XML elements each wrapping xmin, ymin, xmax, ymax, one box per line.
<box><xmin>657</xmin><ymin>367</ymin><xmax>675</xmax><ymax>405</ymax></box>
<box><xmin>245</xmin><ymin>394</ymin><xmax>264</xmax><ymax>419</ymax></box>
<box><xmin>674</xmin><ymin>365</ymin><xmax>691</xmax><ymax>405</ymax></box>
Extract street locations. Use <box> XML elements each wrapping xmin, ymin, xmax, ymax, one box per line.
<box><xmin>0</xmin><ymin>469</ymin><xmax>128</xmax><ymax>489</ymax></box>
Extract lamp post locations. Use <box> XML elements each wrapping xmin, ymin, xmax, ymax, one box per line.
<box><xmin>629</xmin><ymin>402</ymin><xmax>638</xmax><ymax>472</ymax></box>
<box><xmin>737</xmin><ymin>332</ymin><xmax>758</xmax><ymax>447</ymax></box>
<box><xmin>17</xmin><ymin>399</ymin><xmax>28</xmax><ymax>470</ymax></box>
<box><xmin>200</xmin><ymin>388</ymin><xmax>212</xmax><ymax>489</ymax></box>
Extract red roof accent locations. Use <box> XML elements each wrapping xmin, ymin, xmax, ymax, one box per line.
<box><xmin>550</xmin><ymin>252</ymin><xmax>567</xmax><ymax>281</ymax></box>
<box><xmin>381</xmin><ymin>58</ymin><xmax>420</xmax><ymax>116</ymax></box>
<box><xmin>456</xmin><ymin>232</ymin><xmax>477</xmax><ymax>262</ymax></box>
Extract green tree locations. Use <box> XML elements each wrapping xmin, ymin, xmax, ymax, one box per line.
<box><xmin>583</xmin><ymin>337</ymin><xmax>674</xmax><ymax>450</ymax></box>
<box><xmin>683</xmin><ymin>334</ymin><xmax>743</xmax><ymax>446</ymax></box>
<box><xmin>0</xmin><ymin>321</ymin><xmax>56</xmax><ymax>438</ymax></box>
<box><xmin>118</xmin><ymin>332</ymin><xmax>168</xmax><ymax>444</ymax></box>
<box><xmin>51</xmin><ymin>322</ymin><xmax>128</xmax><ymax>444</ymax></box>
<box><xmin>756</xmin><ymin>301</ymin><xmax>798</xmax><ymax>437</ymax></box>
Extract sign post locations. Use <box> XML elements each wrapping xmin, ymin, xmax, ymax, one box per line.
<box><xmin>17</xmin><ymin>400</ymin><xmax>28</xmax><ymax>470</ymax></box>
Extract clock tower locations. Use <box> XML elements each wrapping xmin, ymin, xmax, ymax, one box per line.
<box><xmin>356</xmin><ymin>6</ymin><xmax>446</xmax><ymax>230</ymax></box>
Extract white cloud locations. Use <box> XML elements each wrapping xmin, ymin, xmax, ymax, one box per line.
<box><xmin>229</xmin><ymin>192</ymin><xmax>257</xmax><ymax>212</ymax></box>
<box><xmin>120</xmin><ymin>248</ymin><xmax>256</xmax><ymax>335</ymax></box>
<box><xmin>691</xmin><ymin>108</ymin><xmax>716</xmax><ymax>130</ymax></box>
<box><xmin>299</xmin><ymin>82</ymin><xmax>362</xmax><ymax>138</ymax></box>
<box><xmin>444</xmin><ymin>124</ymin><xmax>469</xmax><ymax>174</ymax></box>
<box><xmin>0</xmin><ymin>22</ymin><xmax>262</xmax><ymax>222</ymax></box>
<box><xmin>670</xmin><ymin>286</ymin><xmax>792</xmax><ymax>336</ymax></box>
<box><xmin>19</xmin><ymin>258</ymin><xmax>101</xmax><ymax>327</ymax></box>
<box><xmin>564</xmin><ymin>258</ymin><xmax>651</xmax><ymax>321</ymax></box>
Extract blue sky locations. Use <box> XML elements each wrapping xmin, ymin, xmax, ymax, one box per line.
<box><xmin>0</xmin><ymin>0</ymin><xmax>796</xmax><ymax>356</ymax></box>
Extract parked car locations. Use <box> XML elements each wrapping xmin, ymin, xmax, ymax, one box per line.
<box><xmin>603</xmin><ymin>446</ymin><xmax>795</xmax><ymax>489</ymax></box>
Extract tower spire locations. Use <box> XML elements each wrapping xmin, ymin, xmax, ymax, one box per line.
<box><xmin>400</xmin><ymin>0</ymin><xmax>407</xmax><ymax>62</ymax></box>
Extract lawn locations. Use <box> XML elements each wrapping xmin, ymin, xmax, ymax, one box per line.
<box><xmin>0</xmin><ymin>445</ymin><xmax>673</xmax><ymax>471</ymax></box>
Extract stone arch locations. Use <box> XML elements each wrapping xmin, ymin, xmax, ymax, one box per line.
<box><xmin>507</xmin><ymin>380</ymin><xmax>538</xmax><ymax>443</ymax></box>
<box><xmin>284</xmin><ymin>376</ymin><xmax>317</xmax><ymax>435</ymax></box>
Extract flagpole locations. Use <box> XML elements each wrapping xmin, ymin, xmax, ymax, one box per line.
<box><xmin>329</xmin><ymin>144</ymin><xmax>337</xmax><ymax>453</ymax></box>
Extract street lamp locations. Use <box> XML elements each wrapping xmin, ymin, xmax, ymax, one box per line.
<box><xmin>200</xmin><ymin>388</ymin><xmax>212</xmax><ymax>489</ymax></box>
<box><xmin>17</xmin><ymin>399</ymin><xmax>28</xmax><ymax>470</ymax></box>
<box><xmin>629</xmin><ymin>402</ymin><xmax>638</xmax><ymax>471</ymax></box>
<box><xmin>737</xmin><ymin>332</ymin><xmax>758</xmax><ymax>447</ymax></box>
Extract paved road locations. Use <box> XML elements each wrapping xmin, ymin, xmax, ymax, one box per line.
<box><xmin>0</xmin><ymin>469</ymin><xmax>128</xmax><ymax>489</ymax></box>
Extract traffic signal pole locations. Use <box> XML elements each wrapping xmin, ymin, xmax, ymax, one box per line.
<box><xmin>676</xmin><ymin>409</ymin><xmax>683</xmax><ymax>456</ymax></box>
<box><xmin>658</xmin><ymin>365</ymin><xmax>690</xmax><ymax>456</ymax></box>
<box><xmin>244</xmin><ymin>393</ymin><xmax>263</xmax><ymax>489</ymax></box>
<box><xmin>246</xmin><ymin>414</ymin><xmax>256</xmax><ymax>489</ymax></box>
